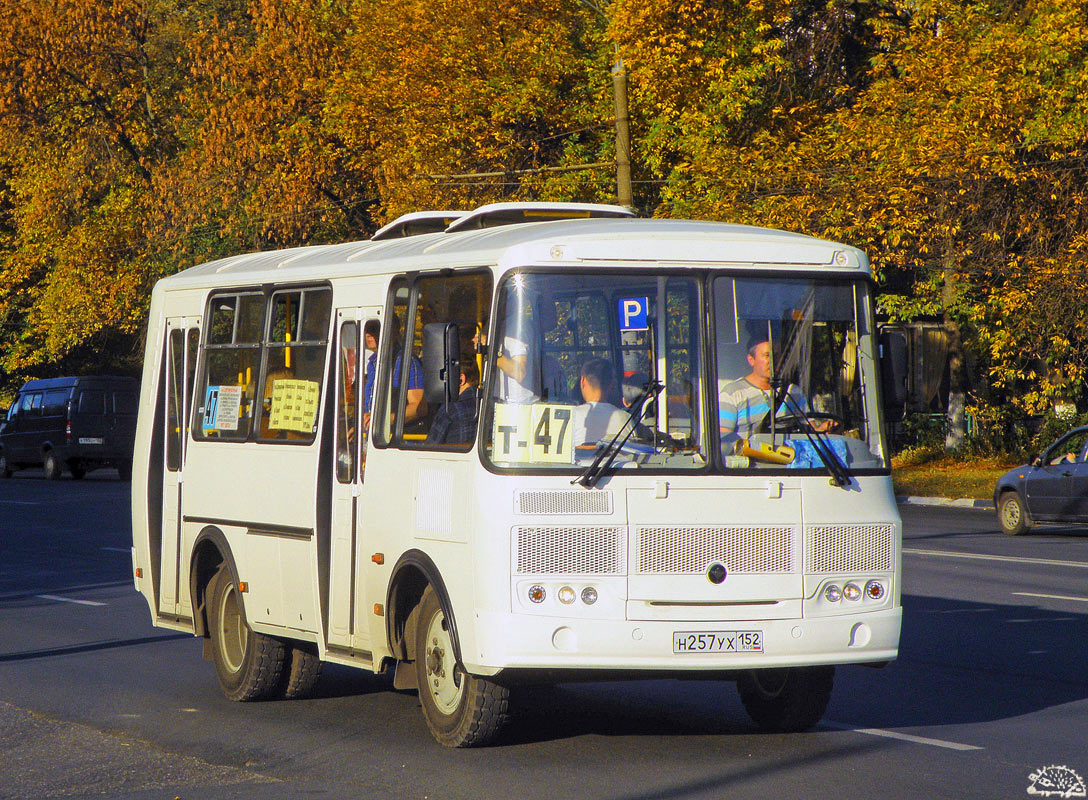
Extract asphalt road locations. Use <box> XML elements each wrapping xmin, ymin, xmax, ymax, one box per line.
<box><xmin>1</xmin><ymin>474</ymin><xmax>1086</xmax><ymax>800</ymax></box>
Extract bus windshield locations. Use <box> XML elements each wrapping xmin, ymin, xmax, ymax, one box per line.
<box><xmin>481</xmin><ymin>270</ymin><xmax>887</xmax><ymax>475</ymax></box>
<box><xmin>713</xmin><ymin>275</ymin><xmax>887</xmax><ymax>472</ymax></box>
<box><xmin>482</xmin><ymin>271</ymin><xmax>706</xmax><ymax>471</ymax></box>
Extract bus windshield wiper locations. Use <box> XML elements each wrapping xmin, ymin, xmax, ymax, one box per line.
<box><xmin>779</xmin><ymin>392</ymin><xmax>851</xmax><ymax>487</ymax></box>
<box><xmin>573</xmin><ymin>380</ymin><xmax>663</xmax><ymax>489</ymax></box>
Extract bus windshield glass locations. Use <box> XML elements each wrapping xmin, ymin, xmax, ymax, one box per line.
<box><xmin>482</xmin><ymin>272</ymin><xmax>706</xmax><ymax>472</ymax></box>
<box><xmin>713</xmin><ymin>275</ymin><xmax>887</xmax><ymax>472</ymax></box>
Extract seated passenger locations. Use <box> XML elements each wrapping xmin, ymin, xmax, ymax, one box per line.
<box><xmin>425</xmin><ymin>357</ymin><xmax>480</xmax><ymax>446</ymax></box>
<box><xmin>571</xmin><ymin>358</ymin><xmax>628</xmax><ymax>446</ymax></box>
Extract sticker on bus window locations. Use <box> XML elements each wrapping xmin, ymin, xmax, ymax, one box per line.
<box><xmin>203</xmin><ymin>385</ymin><xmax>243</xmax><ymax>431</ymax></box>
<box><xmin>268</xmin><ymin>379</ymin><xmax>320</xmax><ymax>433</ymax></box>
<box><xmin>492</xmin><ymin>403</ymin><xmax>574</xmax><ymax>464</ymax></box>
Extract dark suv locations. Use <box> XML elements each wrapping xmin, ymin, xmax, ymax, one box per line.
<box><xmin>0</xmin><ymin>376</ymin><xmax>138</xmax><ymax>480</ymax></box>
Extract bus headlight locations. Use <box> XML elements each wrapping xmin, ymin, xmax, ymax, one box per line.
<box><xmin>581</xmin><ymin>586</ymin><xmax>598</xmax><ymax>605</ymax></box>
<box><xmin>558</xmin><ymin>586</ymin><xmax>576</xmax><ymax>605</ymax></box>
<box><xmin>528</xmin><ymin>585</ymin><xmax>546</xmax><ymax>604</ymax></box>
<box><xmin>865</xmin><ymin>580</ymin><xmax>886</xmax><ymax>600</ymax></box>
<box><xmin>843</xmin><ymin>583</ymin><xmax>862</xmax><ymax>601</ymax></box>
<box><xmin>824</xmin><ymin>584</ymin><xmax>842</xmax><ymax>602</ymax></box>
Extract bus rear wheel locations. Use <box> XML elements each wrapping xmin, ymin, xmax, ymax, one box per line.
<box><xmin>279</xmin><ymin>641</ymin><xmax>323</xmax><ymax>699</ymax></box>
<box><xmin>414</xmin><ymin>587</ymin><xmax>509</xmax><ymax>747</ymax></box>
<box><xmin>737</xmin><ymin>666</ymin><xmax>834</xmax><ymax>732</ymax></box>
<box><xmin>207</xmin><ymin>566</ymin><xmax>285</xmax><ymax>702</ymax></box>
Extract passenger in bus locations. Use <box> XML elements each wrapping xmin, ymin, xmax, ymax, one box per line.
<box><xmin>425</xmin><ymin>355</ymin><xmax>480</xmax><ymax>445</ymax></box>
<box><xmin>492</xmin><ymin>294</ymin><xmax>562</xmax><ymax>403</ymax></box>
<box><xmin>362</xmin><ymin>319</ymin><xmax>380</xmax><ymax>431</ymax></box>
<box><xmin>718</xmin><ymin>336</ymin><xmax>827</xmax><ymax>443</ymax></box>
<box><xmin>362</xmin><ymin>318</ymin><xmax>426</xmax><ymax>430</ymax></box>
<box><xmin>571</xmin><ymin>358</ymin><xmax>628</xmax><ymax>445</ymax></box>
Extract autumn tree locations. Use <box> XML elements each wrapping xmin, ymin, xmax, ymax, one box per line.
<box><xmin>0</xmin><ymin>0</ymin><xmax>190</xmax><ymax>385</ymax></box>
<box><xmin>328</xmin><ymin>0</ymin><xmax>617</xmax><ymax>219</ymax></box>
<box><xmin>618</xmin><ymin>0</ymin><xmax>1088</xmax><ymax>431</ymax></box>
<box><xmin>152</xmin><ymin>0</ymin><xmax>373</xmax><ymax>260</ymax></box>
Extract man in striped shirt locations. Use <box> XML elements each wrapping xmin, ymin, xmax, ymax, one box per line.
<box><xmin>718</xmin><ymin>337</ymin><xmax>808</xmax><ymax>444</ymax></box>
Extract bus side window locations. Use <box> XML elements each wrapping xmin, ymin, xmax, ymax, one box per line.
<box><xmin>336</xmin><ymin>320</ymin><xmax>359</xmax><ymax>482</ymax></box>
<box><xmin>258</xmin><ymin>287</ymin><xmax>331</xmax><ymax>443</ymax></box>
<box><xmin>195</xmin><ymin>292</ymin><xmax>264</xmax><ymax>441</ymax></box>
<box><xmin>411</xmin><ymin>272</ymin><xmax>492</xmax><ymax>449</ymax></box>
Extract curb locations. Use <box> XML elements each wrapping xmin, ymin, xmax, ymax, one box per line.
<box><xmin>896</xmin><ymin>496</ymin><xmax>992</xmax><ymax>510</ymax></box>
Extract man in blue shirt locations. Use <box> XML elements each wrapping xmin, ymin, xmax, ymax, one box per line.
<box><xmin>362</xmin><ymin>318</ymin><xmax>425</xmax><ymax>432</ymax></box>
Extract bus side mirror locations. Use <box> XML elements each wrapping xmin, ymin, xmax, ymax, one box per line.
<box><xmin>879</xmin><ymin>330</ymin><xmax>908</xmax><ymax>421</ymax></box>
<box><xmin>422</xmin><ymin>322</ymin><xmax>461</xmax><ymax>406</ymax></box>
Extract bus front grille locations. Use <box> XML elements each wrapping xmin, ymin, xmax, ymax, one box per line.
<box><xmin>514</xmin><ymin>526</ymin><xmax>625</xmax><ymax>575</ymax></box>
<box><xmin>806</xmin><ymin>524</ymin><xmax>894</xmax><ymax>573</ymax></box>
<box><xmin>515</xmin><ymin>489</ymin><xmax>613</xmax><ymax>515</ymax></box>
<box><xmin>636</xmin><ymin>526</ymin><xmax>796</xmax><ymax>574</ymax></box>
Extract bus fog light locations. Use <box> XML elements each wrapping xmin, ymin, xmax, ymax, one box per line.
<box><xmin>581</xmin><ymin>587</ymin><xmax>598</xmax><ymax>605</ymax></box>
<box><xmin>528</xmin><ymin>585</ymin><xmax>546</xmax><ymax>604</ymax></box>
<box><xmin>558</xmin><ymin>586</ymin><xmax>576</xmax><ymax>604</ymax></box>
<box><xmin>843</xmin><ymin>583</ymin><xmax>861</xmax><ymax>601</ymax></box>
<box><xmin>865</xmin><ymin>580</ymin><xmax>885</xmax><ymax>600</ymax></box>
<box><xmin>824</xmin><ymin>585</ymin><xmax>842</xmax><ymax>602</ymax></box>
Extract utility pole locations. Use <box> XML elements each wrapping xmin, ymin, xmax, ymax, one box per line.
<box><xmin>611</xmin><ymin>55</ymin><xmax>633</xmax><ymax>209</ymax></box>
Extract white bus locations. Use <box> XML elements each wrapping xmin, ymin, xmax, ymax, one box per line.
<box><xmin>131</xmin><ymin>202</ymin><xmax>901</xmax><ymax>747</ymax></box>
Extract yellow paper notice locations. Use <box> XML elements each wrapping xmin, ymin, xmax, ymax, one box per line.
<box><xmin>269</xmin><ymin>379</ymin><xmax>320</xmax><ymax>433</ymax></box>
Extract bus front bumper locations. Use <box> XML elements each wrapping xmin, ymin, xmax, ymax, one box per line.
<box><xmin>466</xmin><ymin>607</ymin><xmax>901</xmax><ymax>676</ymax></box>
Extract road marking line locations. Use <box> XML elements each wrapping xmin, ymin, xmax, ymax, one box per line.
<box><xmin>36</xmin><ymin>594</ymin><xmax>106</xmax><ymax>607</ymax></box>
<box><xmin>904</xmin><ymin>548</ymin><xmax>1088</xmax><ymax>569</ymax></box>
<box><xmin>824</xmin><ymin>721</ymin><xmax>983</xmax><ymax>751</ymax></box>
<box><xmin>100</xmin><ymin>547</ymin><xmax>130</xmax><ymax>553</ymax></box>
<box><xmin>0</xmin><ymin>501</ymin><xmax>40</xmax><ymax>505</ymax></box>
<box><xmin>1013</xmin><ymin>591</ymin><xmax>1088</xmax><ymax>603</ymax></box>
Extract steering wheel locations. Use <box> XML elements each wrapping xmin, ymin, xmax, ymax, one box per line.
<box><xmin>757</xmin><ymin>411</ymin><xmax>843</xmax><ymax>435</ymax></box>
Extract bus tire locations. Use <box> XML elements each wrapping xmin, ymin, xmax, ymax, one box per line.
<box><xmin>998</xmin><ymin>491</ymin><xmax>1031</xmax><ymax>536</ymax></box>
<box><xmin>207</xmin><ymin>566</ymin><xmax>285</xmax><ymax>702</ymax></box>
<box><xmin>279</xmin><ymin>641</ymin><xmax>323</xmax><ymax>700</ymax></box>
<box><xmin>737</xmin><ymin>666</ymin><xmax>834</xmax><ymax>733</ymax></box>
<box><xmin>414</xmin><ymin>586</ymin><xmax>509</xmax><ymax>747</ymax></box>
<box><xmin>43</xmin><ymin>451</ymin><xmax>61</xmax><ymax>481</ymax></box>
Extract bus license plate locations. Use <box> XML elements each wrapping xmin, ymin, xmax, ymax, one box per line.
<box><xmin>673</xmin><ymin>631</ymin><xmax>763</xmax><ymax>654</ymax></box>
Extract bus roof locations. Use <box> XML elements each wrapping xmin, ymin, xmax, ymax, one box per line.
<box><xmin>160</xmin><ymin>207</ymin><xmax>870</xmax><ymax>291</ymax></box>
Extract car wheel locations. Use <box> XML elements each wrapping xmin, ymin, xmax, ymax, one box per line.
<box><xmin>43</xmin><ymin>451</ymin><xmax>61</xmax><ymax>481</ymax></box>
<box><xmin>998</xmin><ymin>491</ymin><xmax>1031</xmax><ymax>536</ymax></box>
<box><xmin>414</xmin><ymin>586</ymin><xmax>509</xmax><ymax>747</ymax></box>
<box><xmin>207</xmin><ymin>565</ymin><xmax>286</xmax><ymax>702</ymax></box>
<box><xmin>68</xmin><ymin>460</ymin><xmax>86</xmax><ymax>480</ymax></box>
<box><xmin>737</xmin><ymin>666</ymin><xmax>835</xmax><ymax>733</ymax></box>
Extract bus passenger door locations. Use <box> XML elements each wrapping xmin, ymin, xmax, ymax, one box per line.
<box><xmin>328</xmin><ymin>308</ymin><xmax>377</xmax><ymax>652</ymax></box>
<box><xmin>160</xmin><ymin>318</ymin><xmax>199</xmax><ymax>618</ymax></box>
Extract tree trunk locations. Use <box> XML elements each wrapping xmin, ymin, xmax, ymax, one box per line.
<box><xmin>942</xmin><ymin>267</ymin><xmax>967</xmax><ymax>451</ymax></box>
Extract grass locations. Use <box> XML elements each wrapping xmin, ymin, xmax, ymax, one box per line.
<box><xmin>890</xmin><ymin>454</ymin><xmax>1018</xmax><ymax>500</ymax></box>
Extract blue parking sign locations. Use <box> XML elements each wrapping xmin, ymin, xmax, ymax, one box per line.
<box><xmin>618</xmin><ymin>297</ymin><xmax>649</xmax><ymax>331</ymax></box>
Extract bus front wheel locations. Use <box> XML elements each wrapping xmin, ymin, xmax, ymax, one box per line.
<box><xmin>207</xmin><ymin>566</ymin><xmax>285</xmax><ymax>702</ymax></box>
<box><xmin>737</xmin><ymin>666</ymin><xmax>834</xmax><ymax>732</ymax></box>
<box><xmin>414</xmin><ymin>586</ymin><xmax>509</xmax><ymax>747</ymax></box>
